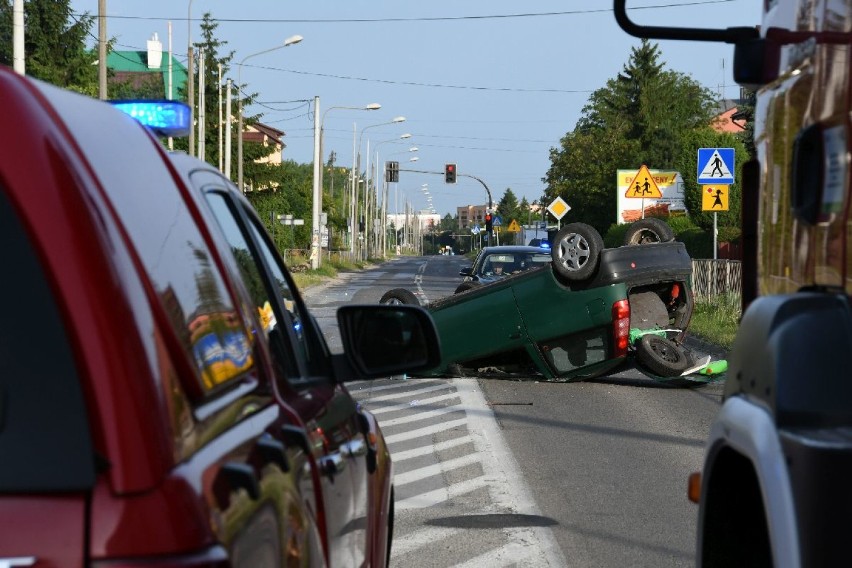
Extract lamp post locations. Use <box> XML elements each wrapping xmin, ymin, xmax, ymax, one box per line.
<box><xmin>316</xmin><ymin>103</ymin><xmax>380</xmax><ymax>261</ymax></box>
<box><xmin>236</xmin><ymin>35</ymin><xmax>303</xmax><ymax>194</ymax></box>
<box><xmin>187</xmin><ymin>0</ymin><xmax>195</xmax><ymax>155</ymax></box>
<box><xmin>373</xmin><ymin>134</ymin><xmax>412</xmax><ymax>258</ymax></box>
<box><xmin>352</xmin><ymin>116</ymin><xmax>406</xmax><ymax>258</ymax></box>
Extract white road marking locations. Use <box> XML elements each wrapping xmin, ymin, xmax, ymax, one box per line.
<box><xmin>395</xmin><ymin>475</ymin><xmax>489</xmax><ymax>510</ymax></box>
<box><xmin>391</xmin><ymin>435</ymin><xmax>474</xmax><ymax>462</ymax></box>
<box><xmin>394</xmin><ymin>454</ymin><xmax>481</xmax><ymax>486</ymax></box>
<box><xmin>380</xmin><ymin>403</ymin><xmax>464</xmax><ymax>427</ymax></box>
<box><xmin>368</xmin><ymin>392</ymin><xmax>461</xmax><ymax>415</ymax></box>
<box><xmin>384</xmin><ymin>418</ymin><xmax>469</xmax><ymax>445</ymax></box>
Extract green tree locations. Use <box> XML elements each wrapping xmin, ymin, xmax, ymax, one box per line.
<box><xmin>0</xmin><ymin>0</ymin><xmax>98</xmax><ymax>95</ymax></box>
<box><xmin>545</xmin><ymin>39</ymin><xmax>718</xmax><ymax>234</ymax></box>
<box><xmin>496</xmin><ymin>188</ymin><xmax>521</xmax><ymax>226</ymax></box>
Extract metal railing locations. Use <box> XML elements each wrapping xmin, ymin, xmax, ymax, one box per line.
<box><xmin>691</xmin><ymin>259</ymin><xmax>742</xmax><ymax>300</ymax></box>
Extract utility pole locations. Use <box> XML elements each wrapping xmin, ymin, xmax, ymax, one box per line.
<box><xmin>12</xmin><ymin>0</ymin><xmax>24</xmax><ymax>75</ymax></box>
<box><xmin>98</xmin><ymin>0</ymin><xmax>107</xmax><ymax>99</ymax></box>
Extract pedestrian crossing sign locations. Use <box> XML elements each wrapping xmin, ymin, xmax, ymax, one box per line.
<box><xmin>697</xmin><ymin>148</ymin><xmax>735</xmax><ymax>185</ymax></box>
<box><xmin>625</xmin><ymin>164</ymin><xmax>663</xmax><ymax>199</ymax></box>
<box><xmin>701</xmin><ymin>184</ymin><xmax>729</xmax><ymax>211</ymax></box>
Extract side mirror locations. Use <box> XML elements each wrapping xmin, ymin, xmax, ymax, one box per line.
<box><xmin>733</xmin><ymin>38</ymin><xmax>780</xmax><ymax>88</ymax></box>
<box><xmin>336</xmin><ymin>304</ymin><xmax>442</xmax><ymax>379</ymax></box>
<box><xmin>459</xmin><ymin>266</ymin><xmax>473</xmax><ymax>277</ymax></box>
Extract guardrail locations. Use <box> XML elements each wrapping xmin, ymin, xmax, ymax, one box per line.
<box><xmin>691</xmin><ymin>259</ymin><xmax>742</xmax><ymax>300</ymax></box>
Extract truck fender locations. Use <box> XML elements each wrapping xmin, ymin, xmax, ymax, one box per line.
<box><xmin>702</xmin><ymin>397</ymin><xmax>800</xmax><ymax>567</ymax></box>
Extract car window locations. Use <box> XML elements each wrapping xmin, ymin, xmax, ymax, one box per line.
<box><xmin>244</xmin><ymin>214</ymin><xmax>332</xmax><ymax>382</ymax></box>
<box><xmin>204</xmin><ymin>192</ymin><xmax>329</xmax><ymax>387</ymax></box>
<box><xmin>0</xmin><ymin>188</ymin><xmax>96</xmax><ymax>492</ymax></box>
<box><xmin>540</xmin><ymin>327</ymin><xmax>612</xmax><ymax>375</ymax></box>
<box><xmin>203</xmin><ymin>192</ymin><xmax>305</xmax><ymax>380</ymax></box>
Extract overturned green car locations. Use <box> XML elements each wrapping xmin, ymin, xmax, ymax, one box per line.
<box><xmin>381</xmin><ymin>220</ymin><xmax>694</xmax><ymax>381</ymax></box>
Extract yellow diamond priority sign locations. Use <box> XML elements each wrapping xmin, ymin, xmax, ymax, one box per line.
<box><xmin>625</xmin><ymin>164</ymin><xmax>663</xmax><ymax>199</ymax></box>
<box><xmin>547</xmin><ymin>196</ymin><xmax>571</xmax><ymax>220</ymax></box>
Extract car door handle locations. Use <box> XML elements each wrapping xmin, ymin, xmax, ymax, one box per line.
<box><xmin>281</xmin><ymin>424</ymin><xmax>311</xmax><ymax>453</ymax></box>
<box><xmin>256</xmin><ymin>436</ymin><xmax>290</xmax><ymax>472</ymax></box>
<box><xmin>213</xmin><ymin>462</ymin><xmax>261</xmax><ymax>508</ymax></box>
<box><xmin>319</xmin><ymin>452</ymin><xmax>346</xmax><ymax>477</ymax></box>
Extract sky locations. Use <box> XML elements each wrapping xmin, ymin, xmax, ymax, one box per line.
<box><xmin>69</xmin><ymin>0</ymin><xmax>761</xmax><ymax>218</ymax></box>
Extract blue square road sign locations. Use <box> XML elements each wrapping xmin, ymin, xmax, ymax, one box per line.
<box><xmin>697</xmin><ymin>148</ymin><xmax>735</xmax><ymax>185</ymax></box>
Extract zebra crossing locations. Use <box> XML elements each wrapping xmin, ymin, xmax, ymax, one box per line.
<box><xmin>348</xmin><ymin>377</ymin><xmax>567</xmax><ymax>567</ymax></box>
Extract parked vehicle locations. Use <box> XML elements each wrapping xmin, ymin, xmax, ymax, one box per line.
<box><xmin>382</xmin><ymin>222</ymin><xmax>694</xmax><ymax>381</ymax></box>
<box><xmin>0</xmin><ymin>66</ymin><xmax>441</xmax><ymax>567</ymax></box>
<box><xmin>614</xmin><ymin>1</ymin><xmax>852</xmax><ymax>565</ymax></box>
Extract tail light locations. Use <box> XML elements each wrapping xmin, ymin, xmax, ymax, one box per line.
<box><xmin>612</xmin><ymin>299</ymin><xmax>631</xmax><ymax>358</ymax></box>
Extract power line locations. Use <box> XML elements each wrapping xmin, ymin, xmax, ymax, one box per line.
<box><xmin>72</xmin><ymin>1</ymin><xmax>735</xmax><ymax>25</ymax></box>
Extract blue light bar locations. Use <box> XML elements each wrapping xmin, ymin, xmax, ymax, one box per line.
<box><xmin>539</xmin><ymin>242</ymin><xmax>551</xmax><ymax>249</ymax></box>
<box><xmin>110</xmin><ymin>100</ymin><xmax>191</xmax><ymax>137</ymax></box>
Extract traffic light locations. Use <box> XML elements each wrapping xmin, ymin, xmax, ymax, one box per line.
<box><xmin>485</xmin><ymin>212</ymin><xmax>493</xmax><ymax>233</ymax></box>
<box><xmin>444</xmin><ymin>163</ymin><xmax>457</xmax><ymax>184</ymax></box>
<box><xmin>385</xmin><ymin>161</ymin><xmax>399</xmax><ymax>183</ymax></box>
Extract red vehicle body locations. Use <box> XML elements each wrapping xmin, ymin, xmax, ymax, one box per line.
<box><xmin>0</xmin><ymin>66</ymin><xmax>439</xmax><ymax>567</ymax></box>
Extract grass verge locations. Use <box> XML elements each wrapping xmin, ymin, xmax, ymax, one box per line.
<box><xmin>290</xmin><ymin>255</ymin><xmax>377</xmax><ymax>291</ymax></box>
<box><xmin>688</xmin><ymin>293</ymin><xmax>741</xmax><ymax>351</ymax></box>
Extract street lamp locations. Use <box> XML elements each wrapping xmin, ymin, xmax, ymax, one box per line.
<box><xmin>236</xmin><ymin>34</ymin><xmax>303</xmax><ymax>193</ymax></box>
<box><xmin>187</xmin><ymin>0</ymin><xmax>195</xmax><ymax>156</ymax></box>
<box><xmin>372</xmin><ymin>134</ymin><xmax>413</xmax><ymax>258</ymax></box>
<box><xmin>313</xmin><ymin>102</ymin><xmax>380</xmax><ymax>266</ymax></box>
<box><xmin>351</xmin><ymin>116</ymin><xmax>406</xmax><ymax>257</ymax></box>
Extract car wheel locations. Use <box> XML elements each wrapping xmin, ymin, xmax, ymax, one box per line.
<box><xmin>454</xmin><ymin>281</ymin><xmax>481</xmax><ymax>294</ymax></box>
<box><xmin>379</xmin><ymin>288</ymin><xmax>420</xmax><ymax>306</ymax></box>
<box><xmin>635</xmin><ymin>335</ymin><xmax>690</xmax><ymax>376</ymax></box>
<box><xmin>623</xmin><ymin>218</ymin><xmax>675</xmax><ymax>245</ymax></box>
<box><xmin>551</xmin><ymin>222</ymin><xmax>603</xmax><ymax>281</ymax></box>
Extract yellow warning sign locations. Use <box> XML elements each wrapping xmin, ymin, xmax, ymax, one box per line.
<box><xmin>507</xmin><ymin>219</ymin><xmax>521</xmax><ymax>233</ymax></box>
<box><xmin>625</xmin><ymin>164</ymin><xmax>663</xmax><ymax>199</ymax></box>
<box><xmin>702</xmin><ymin>184</ymin><xmax>729</xmax><ymax>211</ymax></box>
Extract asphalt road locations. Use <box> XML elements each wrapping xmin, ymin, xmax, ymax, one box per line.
<box><xmin>302</xmin><ymin>254</ymin><xmax>727</xmax><ymax>566</ymax></box>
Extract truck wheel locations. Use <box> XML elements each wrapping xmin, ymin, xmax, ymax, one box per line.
<box><xmin>379</xmin><ymin>288</ymin><xmax>420</xmax><ymax>306</ymax></box>
<box><xmin>454</xmin><ymin>281</ymin><xmax>481</xmax><ymax>294</ymax></box>
<box><xmin>623</xmin><ymin>218</ymin><xmax>675</xmax><ymax>245</ymax></box>
<box><xmin>551</xmin><ymin>222</ymin><xmax>603</xmax><ymax>282</ymax></box>
<box><xmin>635</xmin><ymin>335</ymin><xmax>690</xmax><ymax>376</ymax></box>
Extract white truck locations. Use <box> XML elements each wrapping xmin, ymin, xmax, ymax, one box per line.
<box><xmin>614</xmin><ymin>2</ymin><xmax>852</xmax><ymax>566</ymax></box>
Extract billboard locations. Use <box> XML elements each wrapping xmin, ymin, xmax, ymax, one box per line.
<box><xmin>616</xmin><ymin>169</ymin><xmax>687</xmax><ymax>224</ymax></box>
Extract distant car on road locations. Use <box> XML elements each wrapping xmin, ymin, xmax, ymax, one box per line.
<box><xmin>457</xmin><ymin>245</ymin><xmax>553</xmax><ymax>289</ymax></box>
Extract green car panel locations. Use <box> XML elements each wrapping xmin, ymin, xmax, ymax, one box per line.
<box><xmin>425</xmin><ymin>266</ymin><xmax>629</xmax><ymax>380</ymax></box>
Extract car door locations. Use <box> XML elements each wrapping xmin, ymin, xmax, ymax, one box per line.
<box><xmin>0</xmin><ymin>188</ymin><xmax>93</xmax><ymax>568</ymax></box>
<box><xmin>197</xmin><ymin>179</ymin><xmax>370</xmax><ymax>567</ymax></box>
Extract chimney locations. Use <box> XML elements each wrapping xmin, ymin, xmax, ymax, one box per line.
<box><xmin>146</xmin><ymin>33</ymin><xmax>163</xmax><ymax>69</ymax></box>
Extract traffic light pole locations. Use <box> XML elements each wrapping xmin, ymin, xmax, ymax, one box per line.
<box><xmin>400</xmin><ymin>167</ymin><xmax>495</xmax><ymax>241</ymax></box>
<box><xmin>399</xmin><ymin>168</ymin><xmax>493</xmax><ymax>209</ymax></box>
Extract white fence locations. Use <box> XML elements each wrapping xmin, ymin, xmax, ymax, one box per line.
<box><xmin>691</xmin><ymin>259</ymin><xmax>742</xmax><ymax>300</ymax></box>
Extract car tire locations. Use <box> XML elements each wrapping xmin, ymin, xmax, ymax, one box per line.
<box><xmin>635</xmin><ymin>335</ymin><xmax>690</xmax><ymax>376</ymax></box>
<box><xmin>551</xmin><ymin>222</ymin><xmax>603</xmax><ymax>282</ymax></box>
<box><xmin>623</xmin><ymin>218</ymin><xmax>675</xmax><ymax>245</ymax></box>
<box><xmin>454</xmin><ymin>281</ymin><xmax>481</xmax><ymax>294</ymax></box>
<box><xmin>379</xmin><ymin>288</ymin><xmax>420</xmax><ymax>306</ymax></box>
